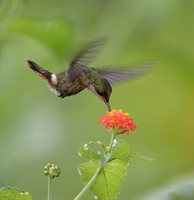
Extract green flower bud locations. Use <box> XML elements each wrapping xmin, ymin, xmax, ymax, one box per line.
<box><xmin>44</xmin><ymin>163</ymin><xmax>61</xmax><ymax>179</ymax></box>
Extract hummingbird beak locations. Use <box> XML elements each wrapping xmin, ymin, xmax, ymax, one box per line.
<box><xmin>106</xmin><ymin>102</ymin><xmax>111</xmax><ymax>112</ymax></box>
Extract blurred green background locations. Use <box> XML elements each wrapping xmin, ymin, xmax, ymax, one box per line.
<box><xmin>0</xmin><ymin>0</ymin><xmax>194</xmax><ymax>199</ymax></box>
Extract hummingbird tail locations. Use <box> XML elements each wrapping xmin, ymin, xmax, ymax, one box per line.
<box><xmin>26</xmin><ymin>60</ymin><xmax>52</xmax><ymax>81</ymax></box>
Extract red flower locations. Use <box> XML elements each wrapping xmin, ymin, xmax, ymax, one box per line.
<box><xmin>98</xmin><ymin>109</ymin><xmax>136</xmax><ymax>135</ymax></box>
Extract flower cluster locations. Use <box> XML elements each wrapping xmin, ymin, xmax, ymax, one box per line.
<box><xmin>98</xmin><ymin>109</ymin><xmax>136</xmax><ymax>135</ymax></box>
<box><xmin>44</xmin><ymin>163</ymin><xmax>61</xmax><ymax>179</ymax></box>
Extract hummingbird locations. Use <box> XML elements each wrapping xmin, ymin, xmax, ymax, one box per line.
<box><xmin>26</xmin><ymin>38</ymin><xmax>154</xmax><ymax>111</ymax></box>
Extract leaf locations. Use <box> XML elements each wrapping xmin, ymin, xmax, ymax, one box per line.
<box><xmin>78</xmin><ymin>141</ymin><xmax>105</xmax><ymax>160</ymax></box>
<box><xmin>130</xmin><ymin>153</ymin><xmax>155</xmax><ymax>161</ymax></box>
<box><xmin>78</xmin><ymin>139</ymin><xmax>130</xmax><ymax>200</ymax></box>
<box><xmin>111</xmin><ymin>139</ymin><xmax>130</xmax><ymax>161</ymax></box>
<box><xmin>7</xmin><ymin>18</ymin><xmax>72</xmax><ymax>55</ymax></box>
<box><xmin>0</xmin><ymin>186</ymin><xmax>32</xmax><ymax>200</ymax></box>
<box><xmin>78</xmin><ymin>159</ymin><xmax>128</xmax><ymax>200</ymax></box>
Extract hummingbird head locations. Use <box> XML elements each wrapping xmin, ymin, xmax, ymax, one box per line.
<box><xmin>89</xmin><ymin>77</ymin><xmax>112</xmax><ymax>111</ymax></box>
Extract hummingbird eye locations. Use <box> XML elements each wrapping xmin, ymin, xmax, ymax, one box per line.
<box><xmin>97</xmin><ymin>90</ymin><xmax>103</xmax><ymax>96</ymax></box>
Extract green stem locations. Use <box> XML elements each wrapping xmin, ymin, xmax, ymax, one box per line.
<box><xmin>74</xmin><ymin>162</ymin><xmax>102</xmax><ymax>200</ymax></box>
<box><xmin>108</xmin><ymin>130</ymin><xmax>117</xmax><ymax>153</ymax></box>
<box><xmin>48</xmin><ymin>176</ymin><xmax>52</xmax><ymax>200</ymax></box>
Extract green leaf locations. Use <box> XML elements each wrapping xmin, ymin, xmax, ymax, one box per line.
<box><xmin>7</xmin><ymin>17</ymin><xmax>72</xmax><ymax>55</ymax></box>
<box><xmin>78</xmin><ymin>140</ymin><xmax>130</xmax><ymax>200</ymax></box>
<box><xmin>111</xmin><ymin>139</ymin><xmax>130</xmax><ymax>161</ymax></box>
<box><xmin>130</xmin><ymin>153</ymin><xmax>155</xmax><ymax>161</ymax></box>
<box><xmin>78</xmin><ymin>159</ymin><xmax>128</xmax><ymax>200</ymax></box>
<box><xmin>78</xmin><ymin>141</ymin><xmax>105</xmax><ymax>160</ymax></box>
<box><xmin>0</xmin><ymin>186</ymin><xmax>32</xmax><ymax>200</ymax></box>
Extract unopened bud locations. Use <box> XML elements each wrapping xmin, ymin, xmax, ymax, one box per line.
<box><xmin>44</xmin><ymin>163</ymin><xmax>61</xmax><ymax>179</ymax></box>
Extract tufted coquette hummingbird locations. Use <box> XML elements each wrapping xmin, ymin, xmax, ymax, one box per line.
<box><xmin>26</xmin><ymin>38</ymin><xmax>154</xmax><ymax>112</ymax></box>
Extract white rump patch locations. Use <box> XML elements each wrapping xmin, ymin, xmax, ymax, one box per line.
<box><xmin>51</xmin><ymin>74</ymin><xmax>58</xmax><ymax>85</ymax></box>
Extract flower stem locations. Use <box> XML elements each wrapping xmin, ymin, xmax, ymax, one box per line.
<box><xmin>108</xmin><ymin>130</ymin><xmax>117</xmax><ymax>153</ymax></box>
<box><xmin>48</xmin><ymin>176</ymin><xmax>52</xmax><ymax>200</ymax></box>
<box><xmin>74</xmin><ymin>162</ymin><xmax>102</xmax><ymax>200</ymax></box>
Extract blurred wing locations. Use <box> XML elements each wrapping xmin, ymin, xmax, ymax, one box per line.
<box><xmin>71</xmin><ymin>37</ymin><xmax>108</xmax><ymax>65</ymax></box>
<box><xmin>97</xmin><ymin>61</ymin><xmax>156</xmax><ymax>84</ymax></box>
<box><xmin>67</xmin><ymin>37</ymin><xmax>107</xmax><ymax>82</ymax></box>
<box><xmin>66</xmin><ymin>62</ymin><xmax>85</xmax><ymax>82</ymax></box>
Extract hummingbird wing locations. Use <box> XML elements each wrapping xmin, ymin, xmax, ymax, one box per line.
<box><xmin>96</xmin><ymin>61</ymin><xmax>155</xmax><ymax>84</ymax></box>
<box><xmin>67</xmin><ymin>37</ymin><xmax>108</xmax><ymax>82</ymax></box>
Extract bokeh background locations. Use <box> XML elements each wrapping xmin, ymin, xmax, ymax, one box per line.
<box><xmin>0</xmin><ymin>0</ymin><xmax>194</xmax><ymax>199</ymax></box>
